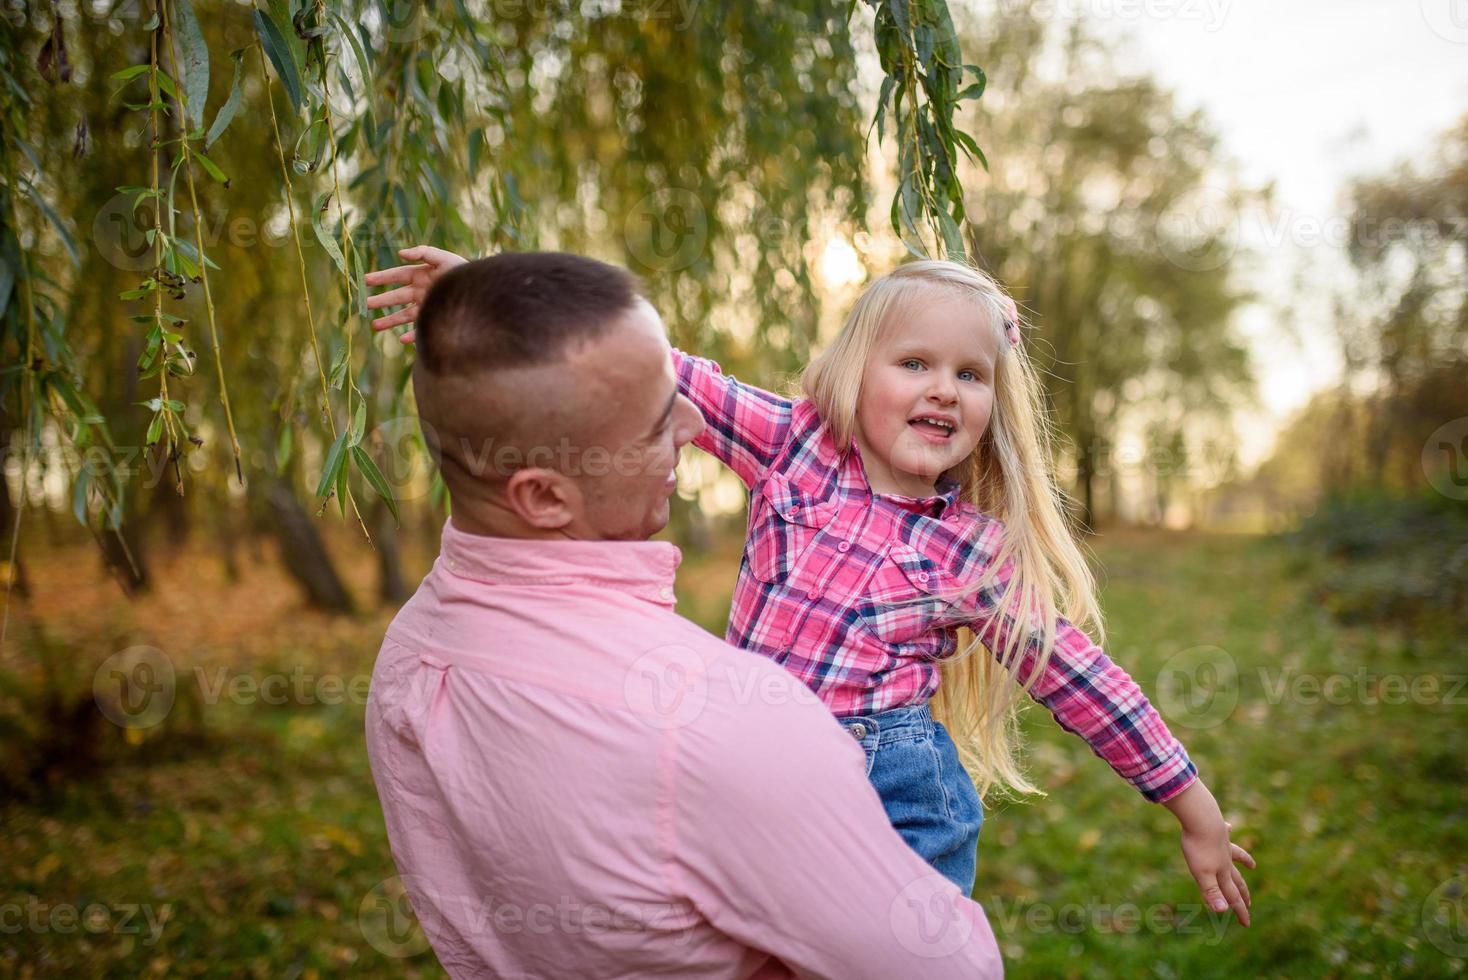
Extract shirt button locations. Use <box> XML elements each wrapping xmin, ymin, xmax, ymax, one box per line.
<box><xmin>806</xmin><ymin>589</ymin><xmax>821</xmax><ymax>601</ymax></box>
<box><xmin>849</xmin><ymin>723</ymin><xmax>868</xmax><ymax>740</ymax></box>
<box><xmin>658</xmin><ymin>586</ymin><xmax>674</xmax><ymax>601</ymax></box>
<box><xmin>837</xmin><ymin>541</ymin><xmax>851</xmax><ymax>553</ymax></box>
<box><xmin>785</xmin><ymin>509</ymin><xmax>798</xmax><ymax>520</ymax></box>
<box><xmin>917</xmin><ymin>572</ymin><xmax>930</xmax><ymax>583</ymax></box>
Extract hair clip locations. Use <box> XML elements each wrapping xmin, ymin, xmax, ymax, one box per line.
<box><xmin>1000</xmin><ymin>296</ymin><xmax>1021</xmax><ymax>347</ymax></box>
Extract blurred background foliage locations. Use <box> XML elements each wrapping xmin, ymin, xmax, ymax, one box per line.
<box><xmin>0</xmin><ymin>0</ymin><xmax>1466</xmax><ymax>976</ymax></box>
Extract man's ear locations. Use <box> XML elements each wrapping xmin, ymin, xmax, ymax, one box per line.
<box><xmin>502</xmin><ymin>468</ymin><xmax>578</xmax><ymax>530</ymax></box>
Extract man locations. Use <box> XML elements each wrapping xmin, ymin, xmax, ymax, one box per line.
<box><xmin>364</xmin><ymin>250</ymin><xmax>1003</xmax><ymax>977</ymax></box>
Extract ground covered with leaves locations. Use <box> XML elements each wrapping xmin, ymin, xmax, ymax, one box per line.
<box><xmin>1</xmin><ymin>526</ymin><xmax>1463</xmax><ymax>977</ymax></box>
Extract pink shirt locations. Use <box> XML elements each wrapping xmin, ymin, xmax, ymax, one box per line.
<box><xmin>673</xmin><ymin>350</ymin><xmax>1196</xmax><ymax>803</ymax></box>
<box><xmin>365</xmin><ymin>520</ymin><xmax>1003</xmax><ymax>979</ymax></box>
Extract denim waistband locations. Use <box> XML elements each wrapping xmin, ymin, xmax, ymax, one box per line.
<box><xmin>837</xmin><ymin>703</ymin><xmax>934</xmax><ymax>743</ymax></box>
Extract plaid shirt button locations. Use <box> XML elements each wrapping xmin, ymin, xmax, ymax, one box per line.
<box><xmin>806</xmin><ymin>589</ymin><xmax>821</xmax><ymax>601</ymax></box>
<box><xmin>837</xmin><ymin>541</ymin><xmax>851</xmax><ymax>553</ymax></box>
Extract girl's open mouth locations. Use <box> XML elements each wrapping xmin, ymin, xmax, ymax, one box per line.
<box><xmin>908</xmin><ymin>417</ymin><xmax>956</xmax><ymax>442</ymax></box>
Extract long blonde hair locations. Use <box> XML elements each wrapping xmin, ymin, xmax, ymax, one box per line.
<box><xmin>802</xmin><ymin>260</ymin><xmax>1102</xmax><ymax>800</ymax></box>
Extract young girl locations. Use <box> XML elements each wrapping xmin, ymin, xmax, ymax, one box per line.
<box><xmin>367</xmin><ymin>247</ymin><xmax>1256</xmax><ymax>924</ymax></box>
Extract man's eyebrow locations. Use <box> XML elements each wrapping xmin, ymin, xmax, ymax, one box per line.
<box><xmin>648</xmin><ymin>390</ymin><xmax>676</xmax><ymax>436</ymax></box>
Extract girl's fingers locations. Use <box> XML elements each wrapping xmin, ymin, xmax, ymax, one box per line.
<box><xmin>1199</xmin><ymin>875</ymin><xmax>1229</xmax><ymax>916</ymax></box>
<box><xmin>364</xmin><ymin>264</ymin><xmax>425</xmax><ymax>288</ymax></box>
<box><xmin>1230</xmin><ymin>843</ymin><xmax>1256</xmax><ymax>869</ymax></box>
<box><xmin>399</xmin><ymin>328</ymin><xmax>416</xmax><ymax>345</ymax></box>
<box><xmin>1232</xmin><ymin>866</ymin><xmax>1251</xmax><ymax>908</ymax></box>
<box><xmin>371</xmin><ymin>309</ymin><xmax>417</xmax><ymax>331</ymax></box>
<box><xmin>1221</xmin><ymin>875</ymin><xmax>1250</xmax><ymax>927</ymax></box>
<box><xmin>365</xmin><ymin>284</ymin><xmax>420</xmax><ymax>310</ymax></box>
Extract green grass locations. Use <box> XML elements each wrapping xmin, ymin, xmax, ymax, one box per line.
<box><xmin>1</xmin><ymin>529</ymin><xmax>1463</xmax><ymax>977</ymax></box>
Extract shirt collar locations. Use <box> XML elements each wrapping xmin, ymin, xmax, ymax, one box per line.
<box><xmin>439</xmin><ymin>518</ymin><xmax>683</xmax><ymax>608</ymax></box>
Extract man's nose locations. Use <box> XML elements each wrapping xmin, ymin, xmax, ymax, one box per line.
<box><xmin>675</xmin><ymin>395</ymin><xmax>706</xmax><ymax>446</ymax></box>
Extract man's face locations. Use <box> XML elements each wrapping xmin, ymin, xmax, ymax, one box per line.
<box><xmin>562</xmin><ymin>300</ymin><xmax>705</xmax><ymax>540</ymax></box>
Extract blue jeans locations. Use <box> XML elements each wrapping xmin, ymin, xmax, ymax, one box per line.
<box><xmin>838</xmin><ymin>704</ymin><xmax>984</xmax><ymax>894</ymax></box>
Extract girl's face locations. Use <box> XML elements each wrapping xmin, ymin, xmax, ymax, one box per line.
<box><xmin>854</xmin><ymin>293</ymin><xmax>1000</xmax><ymax>498</ymax></box>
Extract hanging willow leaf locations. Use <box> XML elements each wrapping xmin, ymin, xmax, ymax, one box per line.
<box><xmin>193</xmin><ymin>148</ymin><xmax>229</xmax><ymax>186</ymax></box>
<box><xmin>311</xmin><ymin>191</ymin><xmax>348</xmax><ymax>277</ymax></box>
<box><xmin>172</xmin><ymin>0</ymin><xmax>210</xmax><ymax>118</ymax></box>
<box><xmin>315</xmin><ymin>430</ymin><xmax>348</xmax><ymax>498</ymax></box>
<box><xmin>254</xmin><ymin>7</ymin><xmax>304</xmax><ymax>113</ymax></box>
<box><xmin>351</xmin><ymin>445</ymin><xmax>399</xmax><ymax>525</ymax></box>
<box><xmin>205</xmin><ymin>49</ymin><xmax>247</xmax><ymax>148</ymax></box>
<box><xmin>330</xmin><ymin>10</ymin><xmax>372</xmax><ymax>90</ymax></box>
<box><xmin>348</xmin><ymin>400</ymin><xmax>366</xmax><ymax>447</ymax></box>
<box><xmin>23</xmin><ymin>182</ymin><xmax>81</xmax><ymax>268</ymax></box>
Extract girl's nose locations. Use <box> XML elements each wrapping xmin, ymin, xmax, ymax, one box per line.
<box><xmin>928</xmin><ymin>375</ymin><xmax>958</xmax><ymax>403</ymax></box>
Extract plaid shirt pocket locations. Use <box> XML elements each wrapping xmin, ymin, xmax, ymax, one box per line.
<box><xmin>747</xmin><ymin>472</ymin><xmax>838</xmax><ymax>584</ymax></box>
<box><xmin>857</xmin><ymin>542</ymin><xmax>955</xmax><ymax>646</ymax></box>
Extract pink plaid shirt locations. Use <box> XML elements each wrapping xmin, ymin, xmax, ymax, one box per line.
<box><xmin>674</xmin><ymin>350</ymin><xmax>1197</xmax><ymax>803</ymax></box>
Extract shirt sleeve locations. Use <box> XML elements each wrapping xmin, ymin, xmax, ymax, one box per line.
<box><xmin>961</xmin><ymin>520</ymin><xmax>1198</xmax><ymax>804</ymax></box>
<box><xmin>670</xmin><ymin>662</ymin><xmax>1004</xmax><ymax>979</ymax></box>
<box><xmin>671</xmin><ymin>348</ymin><xmax>794</xmax><ymax>488</ymax></box>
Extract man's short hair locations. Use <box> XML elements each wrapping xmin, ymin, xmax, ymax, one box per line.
<box><xmin>415</xmin><ymin>252</ymin><xmax>645</xmax><ymax>376</ymax></box>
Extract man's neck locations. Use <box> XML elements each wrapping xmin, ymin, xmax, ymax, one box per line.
<box><xmin>448</xmin><ymin>498</ymin><xmax>579</xmax><ymax>541</ymax></box>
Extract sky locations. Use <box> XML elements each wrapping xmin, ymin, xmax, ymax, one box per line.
<box><xmin>1085</xmin><ymin>0</ymin><xmax>1468</xmax><ymax>465</ymax></box>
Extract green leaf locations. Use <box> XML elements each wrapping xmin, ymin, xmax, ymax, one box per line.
<box><xmin>348</xmin><ymin>401</ymin><xmax>366</xmax><ymax>447</ymax></box>
<box><xmin>206</xmin><ymin>49</ymin><xmax>247</xmax><ymax>149</ymax></box>
<box><xmin>23</xmin><ymin>184</ymin><xmax>80</xmax><ymax>268</ymax></box>
<box><xmin>328</xmin><ymin>344</ymin><xmax>348</xmax><ymax>390</ymax></box>
<box><xmin>936</xmin><ymin>207</ymin><xmax>966</xmax><ymax>261</ymax></box>
<box><xmin>154</xmin><ymin>69</ymin><xmax>181</xmax><ymax>103</ymax></box>
<box><xmin>254</xmin><ymin>8</ymin><xmax>304</xmax><ymax>113</ymax></box>
<box><xmin>193</xmin><ymin>148</ymin><xmax>229</xmax><ymax>186</ymax></box>
<box><xmin>315</xmin><ymin>430</ymin><xmax>348</xmax><ymax>498</ymax></box>
<box><xmin>146</xmin><ymin>412</ymin><xmax>164</xmax><ymax>447</ymax></box>
<box><xmin>335</xmin><ymin>448</ymin><xmax>349</xmax><ymax>517</ymax></box>
<box><xmin>172</xmin><ymin>0</ymin><xmax>210</xmax><ymax>120</ymax></box>
<box><xmin>172</xmin><ymin>237</ymin><xmax>220</xmax><ymax>271</ymax></box>
<box><xmin>72</xmin><ymin>467</ymin><xmax>91</xmax><ymax>525</ymax></box>
<box><xmin>330</xmin><ymin>10</ymin><xmax>372</xmax><ymax>90</ymax></box>
<box><xmin>351</xmin><ymin>445</ymin><xmax>399</xmax><ymax>525</ymax></box>
<box><xmin>276</xmin><ymin>425</ymin><xmax>293</xmax><ymax>475</ymax></box>
<box><xmin>312</xmin><ymin>191</ymin><xmax>348</xmax><ymax>277</ymax></box>
<box><xmin>954</xmin><ymin>128</ymin><xmax>987</xmax><ymax>170</ymax></box>
<box><xmin>110</xmin><ymin>64</ymin><xmax>151</xmax><ymax>86</ymax></box>
<box><xmin>468</xmin><ymin>128</ymin><xmax>485</xmax><ymax>181</ymax></box>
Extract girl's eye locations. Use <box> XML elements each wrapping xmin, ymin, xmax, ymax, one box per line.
<box><xmin>901</xmin><ymin>359</ymin><xmax>923</xmax><ymax>371</ymax></box>
<box><xmin>958</xmin><ymin>370</ymin><xmax>978</xmax><ymax>382</ymax></box>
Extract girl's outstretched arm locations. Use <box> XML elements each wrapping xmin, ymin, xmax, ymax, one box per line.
<box><xmin>671</xmin><ymin>349</ymin><xmax>793</xmax><ymax>488</ymax></box>
<box><xmin>959</xmin><ymin>519</ymin><xmax>1256</xmax><ymax>926</ymax></box>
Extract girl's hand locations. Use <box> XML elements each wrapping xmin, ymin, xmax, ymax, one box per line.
<box><xmin>364</xmin><ymin>245</ymin><xmax>470</xmax><ymax>344</ymax></box>
<box><xmin>1162</xmin><ymin>780</ymin><xmax>1256</xmax><ymax>927</ymax></box>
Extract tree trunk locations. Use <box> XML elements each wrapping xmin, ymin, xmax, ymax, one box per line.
<box><xmin>266</xmin><ymin>479</ymin><xmax>354</xmax><ymax>613</ymax></box>
<box><xmin>97</xmin><ymin>522</ymin><xmax>148</xmax><ymax>595</ymax></box>
<box><xmin>374</xmin><ymin>501</ymin><xmax>411</xmax><ymax>605</ymax></box>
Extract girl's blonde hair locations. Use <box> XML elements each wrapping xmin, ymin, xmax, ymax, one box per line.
<box><xmin>802</xmin><ymin>260</ymin><xmax>1102</xmax><ymax>800</ymax></box>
